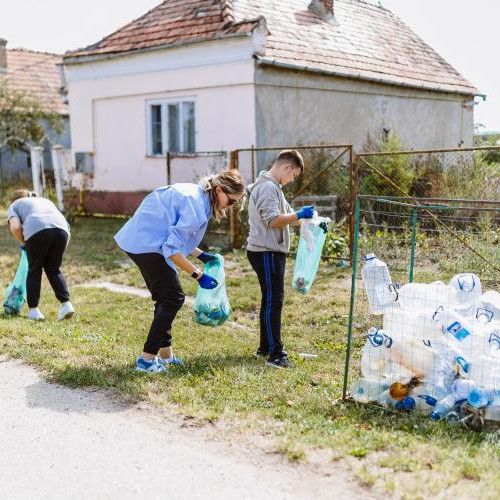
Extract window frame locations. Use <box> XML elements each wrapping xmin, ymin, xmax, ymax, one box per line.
<box><xmin>146</xmin><ymin>97</ymin><xmax>197</xmax><ymax>156</ymax></box>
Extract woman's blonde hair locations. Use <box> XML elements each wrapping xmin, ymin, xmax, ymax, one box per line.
<box><xmin>9</xmin><ymin>189</ymin><xmax>38</xmax><ymax>204</ymax></box>
<box><xmin>201</xmin><ymin>169</ymin><xmax>246</xmax><ymax>222</ymax></box>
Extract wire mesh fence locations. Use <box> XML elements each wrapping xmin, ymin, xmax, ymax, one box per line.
<box><xmin>343</xmin><ymin>195</ymin><xmax>500</xmax><ymax>429</ymax></box>
<box><xmin>231</xmin><ymin>145</ymin><xmax>352</xmax><ymax>258</ymax></box>
<box><xmin>349</xmin><ymin>145</ymin><xmax>500</xmax><ymax>261</ymax></box>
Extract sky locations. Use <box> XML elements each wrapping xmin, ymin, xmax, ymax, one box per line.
<box><xmin>0</xmin><ymin>0</ymin><xmax>498</xmax><ymax>131</ymax></box>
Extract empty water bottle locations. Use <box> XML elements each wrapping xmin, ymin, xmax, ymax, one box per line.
<box><xmin>484</xmin><ymin>396</ymin><xmax>500</xmax><ymax>421</ymax></box>
<box><xmin>451</xmin><ymin>378</ymin><xmax>475</xmax><ymax>400</ymax></box>
<box><xmin>478</xmin><ymin>291</ymin><xmax>500</xmax><ymax>323</ymax></box>
<box><xmin>351</xmin><ymin>378</ymin><xmax>389</xmax><ymax>403</ymax></box>
<box><xmin>449</xmin><ymin>273</ymin><xmax>482</xmax><ymax>307</ymax></box>
<box><xmin>397</xmin><ymin>282</ymin><xmax>457</xmax><ymax>313</ymax></box>
<box><xmin>468</xmin><ymin>387</ymin><xmax>495</xmax><ymax>408</ymax></box>
<box><xmin>468</xmin><ymin>353</ymin><xmax>500</xmax><ymax>392</ymax></box>
<box><xmin>430</xmin><ymin>393</ymin><xmax>457</xmax><ymax>420</ymax></box>
<box><xmin>361</xmin><ymin>254</ymin><xmax>395</xmax><ymax>314</ymax></box>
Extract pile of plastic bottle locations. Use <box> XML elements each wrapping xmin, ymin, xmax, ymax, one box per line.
<box><xmin>351</xmin><ymin>253</ymin><xmax>500</xmax><ymax>424</ymax></box>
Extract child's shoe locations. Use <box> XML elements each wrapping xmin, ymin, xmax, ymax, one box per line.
<box><xmin>27</xmin><ymin>307</ymin><xmax>45</xmax><ymax>321</ymax></box>
<box><xmin>58</xmin><ymin>301</ymin><xmax>75</xmax><ymax>320</ymax></box>
<box><xmin>135</xmin><ymin>356</ymin><xmax>167</xmax><ymax>373</ymax></box>
<box><xmin>266</xmin><ymin>354</ymin><xmax>292</xmax><ymax>369</ymax></box>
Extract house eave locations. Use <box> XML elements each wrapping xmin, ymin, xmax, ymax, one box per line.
<box><xmin>64</xmin><ymin>31</ymin><xmax>255</xmax><ymax>66</ymax></box>
<box><xmin>256</xmin><ymin>57</ymin><xmax>479</xmax><ymax>97</ymax></box>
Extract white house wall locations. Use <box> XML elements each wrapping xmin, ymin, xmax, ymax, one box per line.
<box><xmin>65</xmin><ymin>38</ymin><xmax>257</xmax><ymax>192</ymax></box>
<box><xmin>254</xmin><ymin>66</ymin><xmax>474</xmax><ymax>156</ymax></box>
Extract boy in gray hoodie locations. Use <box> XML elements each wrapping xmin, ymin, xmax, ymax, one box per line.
<box><xmin>247</xmin><ymin>150</ymin><xmax>314</xmax><ymax>368</ymax></box>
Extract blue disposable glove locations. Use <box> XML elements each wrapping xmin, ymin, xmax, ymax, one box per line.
<box><xmin>198</xmin><ymin>273</ymin><xmax>218</xmax><ymax>289</ymax></box>
<box><xmin>296</xmin><ymin>205</ymin><xmax>315</xmax><ymax>220</ymax></box>
<box><xmin>19</xmin><ymin>244</ymin><xmax>27</xmax><ymax>251</ymax></box>
<box><xmin>197</xmin><ymin>251</ymin><xmax>218</xmax><ymax>264</ymax></box>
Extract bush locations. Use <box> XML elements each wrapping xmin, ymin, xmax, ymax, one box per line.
<box><xmin>359</xmin><ymin>133</ymin><xmax>414</xmax><ymax>197</ymax></box>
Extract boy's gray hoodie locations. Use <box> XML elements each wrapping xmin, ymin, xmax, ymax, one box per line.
<box><xmin>246</xmin><ymin>171</ymin><xmax>293</xmax><ymax>253</ymax></box>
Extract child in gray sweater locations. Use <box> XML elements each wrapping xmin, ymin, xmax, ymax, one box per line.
<box><xmin>246</xmin><ymin>150</ymin><xmax>314</xmax><ymax>368</ymax></box>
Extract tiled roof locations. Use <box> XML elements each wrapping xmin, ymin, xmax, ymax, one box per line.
<box><xmin>65</xmin><ymin>0</ymin><xmax>261</xmax><ymax>58</ymax></box>
<box><xmin>65</xmin><ymin>0</ymin><xmax>477</xmax><ymax>96</ymax></box>
<box><xmin>2</xmin><ymin>49</ymin><xmax>68</xmax><ymax>115</ymax></box>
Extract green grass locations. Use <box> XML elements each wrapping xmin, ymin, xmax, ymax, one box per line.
<box><xmin>1</xmin><ymin>213</ymin><xmax>500</xmax><ymax>497</ymax></box>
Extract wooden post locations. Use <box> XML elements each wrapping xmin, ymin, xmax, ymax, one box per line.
<box><xmin>166</xmin><ymin>152</ymin><xmax>171</xmax><ymax>185</ymax></box>
<box><xmin>229</xmin><ymin>150</ymin><xmax>240</xmax><ymax>248</ymax></box>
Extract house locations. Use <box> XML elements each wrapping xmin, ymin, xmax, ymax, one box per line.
<box><xmin>0</xmin><ymin>39</ymin><xmax>70</xmax><ymax>185</ymax></box>
<box><xmin>63</xmin><ymin>0</ymin><xmax>478</xmax><ymax>213</ymax></box>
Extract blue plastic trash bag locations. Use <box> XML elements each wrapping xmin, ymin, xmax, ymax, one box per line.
<box><xmin>3</xmin><ymin>249</ymin><xmax>29</xmax><ymax>316</ymax></box>
<box><xmin>194</xmin><ymin>254</ymin><xmax>231</xmax><ymax>326</ymax></box>
<box><xmin>292</xmin><ymin>215</ymin><xmax>330</xmax><ymax>294</ymax></box>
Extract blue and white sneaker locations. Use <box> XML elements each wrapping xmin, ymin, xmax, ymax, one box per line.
<box><xmin>156</xmin><ymin>355</ymin><xmax>185</xmax><ymax>368</ymax></box>
<box><xmin>135</xmin><ymin>356</ymin><xmax>167</xmax><ymax>373</ymax></box>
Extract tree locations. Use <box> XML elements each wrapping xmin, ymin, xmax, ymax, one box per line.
<box><xmin>0</xmin><ymin>79</ymin><xmax>63</xmax><ymax>149</ymax></box>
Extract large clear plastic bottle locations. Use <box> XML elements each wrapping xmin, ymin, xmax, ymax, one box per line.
<box><xmin>449</xmin><ymin>273</ymin><xmax>482</xmax><ymax>307</ymax></box>
<box><xmin>383</xmin><ymin>307</ymin><xmax>442</xmax><ymax>345</ymax></box>
<box><xmin>468</xmin><ymin>353</ymin><xmax>500</xmax><ymax>392</ymax></box>
<box><xmin>360</xmin><ymin>328</ymin><xmax>413</xmax><ymax>383</ymax></box>
<box><xmin>397</xmin><ymin>282</ymin><xmax>457</xmax><ymax>313</ymax></box>
<box><xmin>375</xmin><ymin>327</ymin><xmax>439</xmax><ymax>379</ymax></box>
<box><xmin>468</xmin><ymin>387</ymin><xmax>495</xmax><ymax>408</ymax></box>
<box><xmin>411</xmin><ymin>383</ymin><xmax>449</xmax><ymax>412</ymax></box>
<box><xmin>478</xmin><ymin>291</ymin><xmax>500</xmax><ymax>323</ymax></box>
<box><xmin>433</xmin><ymin>307</ymin><xmax>485</xmax><ymax>359</ymax></box>
<box><xmin>350</xmin><ymin>378</ymin><xmax>389</xmax><ymax>403</ymax></box>
<box><xmin>361</xmin><ymin>253</ymin><xmax>394</xmax><ymax>314</ymax></box>
<box><xmin>484</xmin><ymin>396</ymin><xmax>500</xmax><ymax>421</ymax></box>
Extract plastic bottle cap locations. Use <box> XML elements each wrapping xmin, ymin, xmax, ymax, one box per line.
<box><xmin>364</xmin><ymin>253</ymin><xmax>376</xmax><ymax>261</ymax></box>
<box><xmin>430</xmin><ymin>411</ymin><xmax>440</xmax><ymax>421</ymax></box>
<box><xmin>403</xmin><ymin>397</ymin><xmax>416</xmax><ymax>411</ymax></box>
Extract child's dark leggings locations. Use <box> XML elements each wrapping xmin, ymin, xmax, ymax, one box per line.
<box><xmin>127</xmin><ymin>252</ymin><xmax>185</xmax><ymax>355</ymax></box>
<box><xmin>25</xmin><ymin>228</ymin><xmax>70</xmax><ymax>308</ymax></box>
<box><xmin>247</xmin><ymin>250</ymin><xmax>286</xmax><ymax>357</ymax></box>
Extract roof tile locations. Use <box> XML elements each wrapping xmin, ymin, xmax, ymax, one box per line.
<box><xmin>64</xmin><ymin>0</ymin><xmax>477</xmax><ymax>95</ymax></box>
<box><xmin>1</xmin><ymin>49</ymin><xmax>67</xmax><ymax>115</ymax></box>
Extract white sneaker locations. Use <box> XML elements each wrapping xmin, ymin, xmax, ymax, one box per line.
<box><xmin>27</xmin><ymin>308</ymin><xmax>45</xmax><ymax>321</ymax></box>
<box><xmin>58</xmin><ymin>301</ymin><xmax>75</xmax><ymax>320</ymax></box>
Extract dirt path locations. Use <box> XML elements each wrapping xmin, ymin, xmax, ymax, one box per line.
<box><xmin>0</xmin><ymin>357</ymin><xmax>371</xmax><ymax>499</ymax></box>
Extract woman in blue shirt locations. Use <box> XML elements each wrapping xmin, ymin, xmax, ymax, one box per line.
<box><xmin>115</xmin><ymin>169</ymin><xmax>245</xmax><ymax>372</ymax></box>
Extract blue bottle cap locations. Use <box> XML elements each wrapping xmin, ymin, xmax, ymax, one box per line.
<box><xmin>403</xmin><ymin>397</ymin><xmax>415</xmax><ymax>411</ymax></box>
<box><xmin>430</xmin><ymin>411</ymin><xmax>440</xmax><ymax>421</ymax></box>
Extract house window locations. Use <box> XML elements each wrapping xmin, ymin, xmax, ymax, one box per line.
<box><xmin>147</xmin><ymin>99</ymin><xmax>196</xmax><ymax>155</ymax></box>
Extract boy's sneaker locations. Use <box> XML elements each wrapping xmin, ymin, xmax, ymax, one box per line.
<box><xmin>27</xmin><ymin>307</ymin><xmax>45</xmax><ymax>321</ymax></box>
<box><xmin>135</xmin><ymin>356</ymin><xmax>167</xmax><ymax>373</ymax></box>
<box><xmin>254</xmin><ymin>348</ymin><xmax>269</xmax><ymax>358</ymax></box>
<box><xmin>58</xmin><ymin>301</ymin><xmax>75</xmax><ymax>320</ymax></box>
<box><xmin>266</xmin><ymin>355</ymin><xmax>292</xmax><ymax>369</ymax></box>
<box><xmin>156</xmin><ymin>355</ymin><xmax>184</xmax><ymax>368</ymax></box>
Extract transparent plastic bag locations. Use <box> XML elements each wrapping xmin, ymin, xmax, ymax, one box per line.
<box><xmin>3</xmin><ymin>249</ymin><xmax>29</xmax><ymax>316</ymax></box>
<box><xmin>194</xmin><ymin>254</ymin><xmax>231</xmax><ymax>327</ymax></box>
<box><xmin>292</xmin><ymin>214</ymin><xmax>330</xmax><ymax>294</ymax></box>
